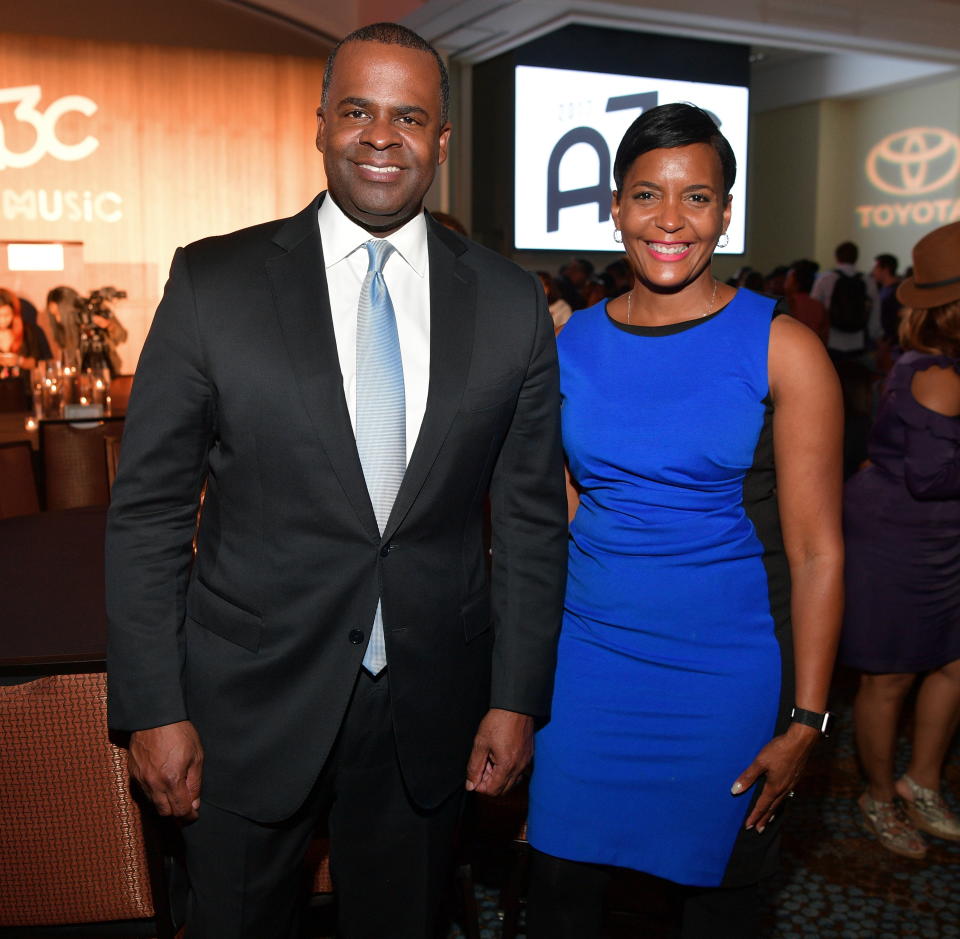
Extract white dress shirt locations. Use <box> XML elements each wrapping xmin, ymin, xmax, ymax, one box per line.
<box><xmin>317</xmin><ymin>194</ymin><xmax>431</xmax><ymax>464</ymax></box>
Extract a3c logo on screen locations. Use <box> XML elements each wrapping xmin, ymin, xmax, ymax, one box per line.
<box><xmin>865</xmin><ymin>127</ymin><xmax>960</xmax><ymax>197</ymax></box>
<box><xmin>546</xmin><ymin>92</ymin><xmax>723</xmax><ymax>232</ymax></box>
<box><xmin>547</xmin><ymin>92</ymin><xmax>658</xmax><ymax>233</ymax></box>
<box><xmin>0</xmin><ymin>85</ymin><xmax>100</xmax><ymax>170</ymax></box>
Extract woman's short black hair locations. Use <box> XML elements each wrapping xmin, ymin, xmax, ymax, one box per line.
<box><xmin>613</xmin><ymin>102</ymin><xmax>737</xmax><ymax>198</ymax></box>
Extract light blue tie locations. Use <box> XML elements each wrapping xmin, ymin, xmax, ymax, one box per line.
<box><xmin>357</xmin><ymin>239</ymin><xmax>405</xmax><ymax>674</ymax></box>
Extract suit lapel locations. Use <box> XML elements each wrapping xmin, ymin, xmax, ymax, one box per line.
<box><xmin>384</xmin><ymin>220</ymin><xmax>476</xmax><ymax>537</ymax></box>
<box><xmin>266</xmin><ymin>196</ymin><xmax>379</xmax><ymax>539</ymax></box>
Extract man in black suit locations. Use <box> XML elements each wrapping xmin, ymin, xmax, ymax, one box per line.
<box><xmin>106</xmin><ymin>21</ymin><xmax>567</xmax><ymax>939</ymax></box>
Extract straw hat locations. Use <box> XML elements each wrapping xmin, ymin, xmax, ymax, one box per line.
<box><xmin>897</xmin><ymin>220</ymin><xmax>960</xmax><ymax>308</ymax></box>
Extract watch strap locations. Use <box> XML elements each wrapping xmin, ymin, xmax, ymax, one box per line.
<box><xmin>790</xmin><ymin>706</ymin><xmax>833</xmax><ymax>735</ymax></box>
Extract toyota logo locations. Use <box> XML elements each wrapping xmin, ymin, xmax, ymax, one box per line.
<box><xmin>866</xmin><ymin>127</ymin><xmax>960</xmax><ymax>197</ymax></box>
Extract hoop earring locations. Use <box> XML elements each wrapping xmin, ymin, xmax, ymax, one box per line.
<box><xmin>613</xmin><ymin>229</ymin><xmax>623</xmax><ymax>244</ymax></box>
<box><xmin>716</xmin><ymin>233</ymin><xmax>729</xmax><ymax>249</ymax></box>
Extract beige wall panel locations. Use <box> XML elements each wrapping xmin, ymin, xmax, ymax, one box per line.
<box><xmin>813</xmin><ymin>98</ymin><xmax>859</xmax><ymax>268</ymax></box>
<box><xmin>273</xmin><ymin>56</ymin><xmax>327</xmax><ymax>216</ymax></box>
<box><xmin>745</xmin><ymin>101</ymin><xmax>821</xmax><ymax>275</ymax></box>
<box><xmin>0</xmin><ymin>34</ymin><xmax>328</xmax><ymax>367</ymax></box>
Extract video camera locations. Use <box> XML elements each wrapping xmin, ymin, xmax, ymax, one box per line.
<box><xmin>81</xmin><ymin>286</ymin><xmax>127</xmax><ymax>325</ymax></box>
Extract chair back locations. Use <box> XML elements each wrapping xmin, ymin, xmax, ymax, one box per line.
<box><xmin>0</xmin><ymin>441</ymin><xmax>39</xmax><ymax>518</ymax></box>
<box><xmin>306</xmin><ymin>837</ymin><xmax>333</xmax><ymax>895</ymax></box>
<box><xmin>40</xmin><ymin>418</ymin><xmax>124</xmax><ymax>510</ymax></box>
<box><xmin>104</xmin><ymin>435</ymin><xmax>122</xmax><ymax>492</ymax></box>
<box><xmin>0</xmin><ymin>673</ymin><xmax>156</xmax><ymax>928</ymax></box>
<box><xmin>0</xmin><ymin>377</ymin><xmax>29</xmax><ymax>412</ymax></box>
<box><xmin>108</xmin><ymin>374</ymin><xmax>134</xmax><ymax>414</ymax></box>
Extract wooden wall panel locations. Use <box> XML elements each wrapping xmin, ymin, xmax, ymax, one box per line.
<box><xmin>274</xmin><ymin>57</ymin><xmax>328</xmax><ymax>213</ymax></box>
<box><xmin>0</xmin><ymin>33</ymin><xmax>327</xmax><ymax>367</ymax></box>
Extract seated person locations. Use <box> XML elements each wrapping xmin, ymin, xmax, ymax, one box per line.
<box><xmin>0</xmin><ymin>288</ymin><xmax>47</xmax><ymax>408</ymax></box>
<box><xmin>0</xmin><ymin>288</ymin><xmax>47</xmax><ymax>371</ymax></box>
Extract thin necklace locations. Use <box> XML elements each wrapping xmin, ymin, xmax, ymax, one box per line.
<box><xmin>627</xmin><ymin>278</ymin><xmax>718</xmax><ymax>325</ymax></box>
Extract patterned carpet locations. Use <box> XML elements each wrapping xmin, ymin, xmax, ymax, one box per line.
<box><xmin>452</xmin><ymin>667</ymin><xmax>960</xmax><ymax>938</ymax></box>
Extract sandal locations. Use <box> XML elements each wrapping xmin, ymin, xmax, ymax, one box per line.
<box><xmin>858</xmin><ymin>792</ymin><xmax>926</xmax><ymax>859</ymax></box>
<box><xmin>896</xmin><ymin>775</ymin><xmax>960</xmax><ymax>842</ymax></box>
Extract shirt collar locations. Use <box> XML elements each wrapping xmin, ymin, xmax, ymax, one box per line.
<box><xmin>317</xmin><ymin>191</ymin><xmax>428</xmax><ymax>277</ymax></box>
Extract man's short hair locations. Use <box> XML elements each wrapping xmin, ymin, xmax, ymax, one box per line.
<box><xmin>874</xmin><ymin>253</ymin><xmax>898</xmax><ymax>275</ymax></box>
<box><xmin>321</xmin><ymin>23</ymin><xmax>449</xmax><ymax>126</ymax></box>
<box><xmin>789</xmin><ymin>259</ymin><xmax>819</xmax><ymax>295</ymax></box>
<box><xmin>835</xmin><ymin>241</ymin><xmax>858</xmax><ymax>265</ymax></box>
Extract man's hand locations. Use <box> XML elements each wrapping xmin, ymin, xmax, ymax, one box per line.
<box><xmin>465</xmin><ymin>708</ymin><xmax>534</xmax><ymax>796</ymax></box>
<box><xmin>128</xmin><ymin>720</ymin><xmax>204</xmax><ymax>822</ymax></box>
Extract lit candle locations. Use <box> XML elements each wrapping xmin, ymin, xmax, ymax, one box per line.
<box><xmin>24</xmin><ymin>417</ymin><xmax>37</xmax><ymax>431</ymax></box>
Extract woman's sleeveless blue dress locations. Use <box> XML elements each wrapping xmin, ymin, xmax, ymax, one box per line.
<box><xmin>528</xmin><ymin>289</ymin><xmax>793</xmax><ymax>888</ymax></box>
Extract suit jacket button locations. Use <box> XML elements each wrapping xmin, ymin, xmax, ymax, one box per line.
<box><xmin>348</xmin><ymin>628</ymin><xmax>364</xmax><ymax>645</ymax></box>
<box><xmin>380</xmin><ymin>543</ymin><xmax>392</xmax><ymax>557</ymax></box>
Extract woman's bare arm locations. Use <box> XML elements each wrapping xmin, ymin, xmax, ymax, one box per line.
<box><xmin>732</xmin><ymin>314</ymin><xmax>845</xmax><ymax>831</ymax></box>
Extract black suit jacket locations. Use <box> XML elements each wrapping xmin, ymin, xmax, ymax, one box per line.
<box><xmin>106</xmin><ymin>196</ymin><xmax>568</xmax><ymax>823</ymax></box>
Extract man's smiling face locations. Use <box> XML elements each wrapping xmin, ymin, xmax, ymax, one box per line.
<box><xmin>316</xmin><ymin>40</ymin><xmax>451</xmax><ymax>235</ymax></box>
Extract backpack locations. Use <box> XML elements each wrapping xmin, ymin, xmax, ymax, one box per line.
<box><xmin>828</xmin><ymin>270</ymin><xmax>870</xmax><ymax>333</ymax></box>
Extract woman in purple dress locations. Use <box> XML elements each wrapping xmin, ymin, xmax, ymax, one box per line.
<box><xmin>841</xmin><ymin>221</ymin><xmax>960</xmax><ymax>858</ymax></box>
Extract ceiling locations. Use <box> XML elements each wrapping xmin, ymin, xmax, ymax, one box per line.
<box><xmin>0</xmin><ymin>0</ymin><xmax>336</xmax><ymax>55</ymax></box>
<box><xmin>4</xmin><ymin>0</ymin><xmax>959</xmax><ymax>110</ymax></box>
<box><xmin>402</xmin><ymin>0</ymin><xmax>960</xmax><ymax>65</ymax></box>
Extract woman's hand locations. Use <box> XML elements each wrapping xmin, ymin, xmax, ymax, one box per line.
<box><xmin>730</xmin><ymin>722</ymin><xmax>819</xmax><ymax>832</ymax></box>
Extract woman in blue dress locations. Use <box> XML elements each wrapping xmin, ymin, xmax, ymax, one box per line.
<box><xmin>526</xmin><ymin>104</ymin><xmax>845</xmax><ymax>937</ymax></box>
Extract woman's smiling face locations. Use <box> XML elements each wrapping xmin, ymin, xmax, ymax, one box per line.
<box><xmin>612</xmin><ymin>142</ymin><xmax>731</xmax><ymax>293</ymax></box>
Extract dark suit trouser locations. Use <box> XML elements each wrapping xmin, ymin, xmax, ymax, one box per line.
<box><xmin>180</xmin><ymin>670</ymin><xmax>464</xmax><ymax>939</ymax></box>
<box><xmin>526</xmin><ymin>849</ymin><xmax>761</xmax><ymax>939</ymax></box>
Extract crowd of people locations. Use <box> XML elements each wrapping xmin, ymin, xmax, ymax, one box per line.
<box><xmin>537</xmin><ymin>258</ymin><xmax>633</xmax><ymax>333</ymax></box>
<box><xmin>540</xmin><ymin>240</ymin><xmax>909</xmax><ymax>365</ymax></box>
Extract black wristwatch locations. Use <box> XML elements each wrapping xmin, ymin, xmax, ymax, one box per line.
<box><xmin>790</xmin><ymin>707</ymin><xmax>834</xmax><ymax>736</ymax></box>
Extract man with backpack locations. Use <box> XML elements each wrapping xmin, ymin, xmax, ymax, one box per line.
<box><xmin>811</xmin><ymin>241</ymin><xmax>881</xmax><ymax>358</ymax></box>
<box><xmin>811</xmin><ymin>241</ymin><xmax>882</xmax><ymax>476</ymax></box>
